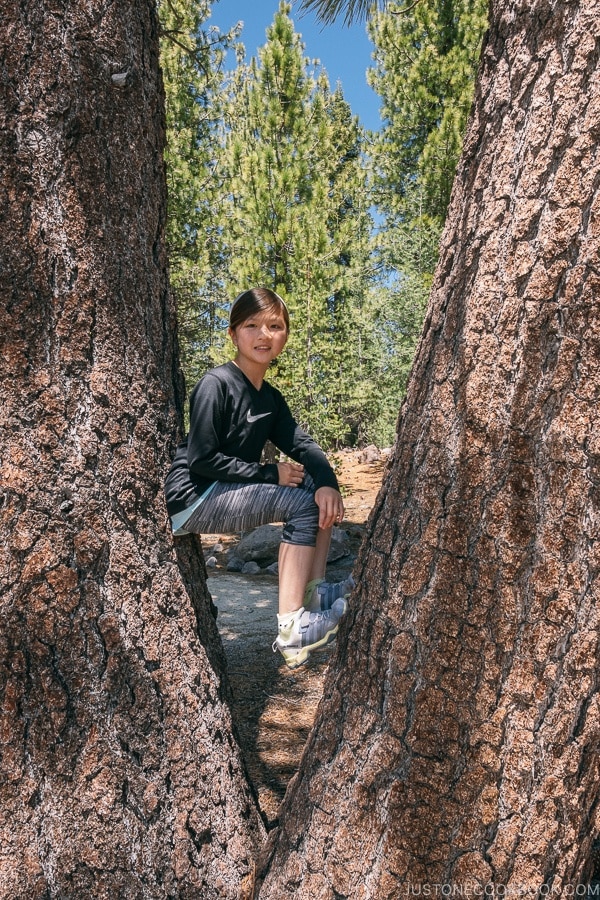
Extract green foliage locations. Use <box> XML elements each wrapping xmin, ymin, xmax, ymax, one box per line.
<box><xmin>158</xmin><ymin>0</ymin><xmax>235</xmax><ymax>386</ymax></box>
<box><xmin>368</xmin><ymin>0</ymin><xmax>488</xmax><ymax>226</ymax></box>
<box><xmin>361</xmin><ymin>0</ymin><xmax>488</xmax><ymax>445</ymax></box>
<box><xmin>331</xmin><ymin>185</ymin><xmax>440</xmax><ymax>449</ymax></box>
<box><xmin>299</xmin><ymin>0</ymin><xmax>386</xmax><ymax>26</ymax></box>
<box><xmin>158</xmin><ymin>0</ymin><xmax>487</xmax><ymax>450</ymax></box>
<box><xmin>219</xmin><ymin>2</ymin><xmax>374</xmax><ymax>447</ymax></box>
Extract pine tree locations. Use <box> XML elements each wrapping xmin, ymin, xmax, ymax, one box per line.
<box><xmin>260</xmin><ymin>0</ymin><xmax>600</xmax><ymax>893</ymax></box>
<box><xmin>219</xmin><ymin>2</ymin><xmax>373</xmax><ymax>446</ymax></box>
<box><xmin>368</xmin><ymin>0</ymin><xmax>488</xmax><ymax>226</ymax></box>
<box><xmin>159</xmin><ymin>0</ymin><xmax>235</xmax><ymax>386</ymax></box>
<box><xmin>1</xmin><ymin>1</ymin><xmax>265</xmax><ymax>892</ymax></box>
<box><xmin>360</xmin><ymin>0</ymin><xmax>488</xmax><ymax>442</ymax></box>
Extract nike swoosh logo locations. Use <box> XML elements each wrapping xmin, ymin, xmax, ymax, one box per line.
<box><xmin>247</xmin><ymin>411</ymin><xmax>272</xmax><ymax>423</ymax></box>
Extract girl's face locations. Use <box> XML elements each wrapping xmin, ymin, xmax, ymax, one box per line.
<box><xmin>229</xmin><ymin>308</ymin><xmax>289</xmax><ymax>369</ymax></box>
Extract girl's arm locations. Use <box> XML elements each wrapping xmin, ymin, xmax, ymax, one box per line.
<box><xmin>269</xmin><ymin>393</ymin><xmax>339</xmax><ymax>492</ymax></box>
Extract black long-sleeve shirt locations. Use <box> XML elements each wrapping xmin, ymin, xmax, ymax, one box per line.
<box><xmin>164</xmin><ymin>361</ymin><xmax>339</xmax><ymax>516</ymax></box>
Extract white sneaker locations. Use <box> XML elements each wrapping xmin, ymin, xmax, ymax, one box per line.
<box><xmin>272</xmin><ymin>598</ymin><xmax>347</xmax><ymax>669</ymax></box>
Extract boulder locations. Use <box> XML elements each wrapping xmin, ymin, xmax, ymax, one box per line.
<box><xmin>226</xmin><ymin>556</ymin><xmax>244</xmax><ymax>572</ymax></box>
<box><xmin>328</xmin><ymin>528</ymin><xmax>351</xmax><ymax>562</ymax></box>
<box><xmin>358</xmin><ymin>444</ymin><xmax>381</xmax><ymax>464</ymax></box>
<box><xmin>236</xmin><ymin>525</ymin><xmax>284</xmax><ymax>565</ymax></box>
<box><xmin>236</xmin><ymin>524</ymin><xmax>350</xmax><ymax>567</ymax></box>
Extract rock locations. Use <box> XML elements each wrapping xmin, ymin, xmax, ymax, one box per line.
<box><xmin>235</xmin><ymin>523</ymin><xmax>351</xmax><ymax>566</ymax></box>
<box><xmin>358</xmin><ymin>444</ymin><xmax>381</xmax><ymax>464</ymax></box>
<box><xmin>211</xmin><ymin>542</ymin><xmax>224</xmax><ymax>553</ymax></box>
<box><xmin>226</xmin><ymin>556</ymin><xmax>244</xmax><ymax>572</ymax></box>
<box><xmin>265</xmin><ymin>562</ymin><xmax>279</xmax><ymax>576</ymax></box>
<box><xmin>328</xmin><ymin>527</ymin><xmax>351</xmax><ymax>562</ymax></box>
<box><xmin>241</xmin><ymin>561</ymin><xmax>261</xmax><ymax>575</ymax></box>
<box><xmin>237</xmin><ymin>525</ymin><xmax>283</xmax><ymax>565</ymax></box>
<box><xmin>205</xmin><ymin>556</ymin><xmax>217</xmax><ymax>569</ymax></box>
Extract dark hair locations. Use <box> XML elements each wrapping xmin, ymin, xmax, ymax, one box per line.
<box><xmin>229</xmin><ymin>287</ymin><xmax>290</xmax><ymax>332</ymax></box>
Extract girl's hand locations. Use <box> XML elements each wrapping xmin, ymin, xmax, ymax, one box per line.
<box><xmin>314</xmin><ymin>487</ymin><xmax>345</xmax><ymax>530</ymax></box>
<box><xmin>277</xmin><ymin>461</ymin><xmax>305</xmax><ymax>487</ymax></box>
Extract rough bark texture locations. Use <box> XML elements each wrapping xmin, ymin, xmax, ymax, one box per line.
<box><xmin>0</xmin><ymin>3</ymin><xmax>264</xmax><ymax>897</ymax></box>
<box><xmin>259</xmin><ymin>0</ymin><xmax>600</xmax><ymax>896</ymax></box>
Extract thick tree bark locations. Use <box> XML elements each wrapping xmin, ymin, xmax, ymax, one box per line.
<box><xmin>259</xmin><ymin>0</ymin><xmax>600</xmax><ymax>896</ymax></box>
<box><xmin>0</xmin><ymin>3</ymin><xmax>263</xmax><ymax>897</ymax></box>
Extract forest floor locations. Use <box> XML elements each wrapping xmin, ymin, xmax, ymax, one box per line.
<box><xmin>201</xmin><ymin>448</ymin><xmax>387</xmax><ymax>829</ymax></box>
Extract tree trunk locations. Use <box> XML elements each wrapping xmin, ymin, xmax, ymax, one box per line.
<box><xmin>0</xmin><ymin>3</ymin><xmax>264</xmax><ymax>897</ymax></box>
<box><xmin>259</xmin><ymin>0</ymin><xmax>600</xmax><ymax>895</ymax></box>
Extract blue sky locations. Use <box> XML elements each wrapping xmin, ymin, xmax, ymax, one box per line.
<box><xmin>207</xmin><ymin>0</ymin><xmax>382</xmax><ymax>132</ymax></box>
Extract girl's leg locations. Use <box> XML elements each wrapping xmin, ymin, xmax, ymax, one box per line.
<box><xmin>309</xmin><ymin>526</ymin><xmax>333</xmax><ymax>582</ymax></box>
<box><xmin>302</xmin><ymin>525</ymin><xmax>355</xmax><ymax>612</ymax></box>
<box><xmin>181</xmin><ymin>479</ymin><xmax>323</xmax><ymax>611</ymax></box>
<box><xmin>277</xmin><ymin>543</ymin><xmax>316</xmax><ymax>614</ymax></box>
<box><xmin>181</xmin><ymin>479</ymin><xmax>318</xmax><ymax>545</ymax></box>
<box><xmin>181</xmin><ymin>479</ymin><xmax>347</xmax><ymax>667</ymax></box>
<box><xmin>277</xmin><ymin>527</ymin><xmax>333</xmax><ymax>613</ymax></box>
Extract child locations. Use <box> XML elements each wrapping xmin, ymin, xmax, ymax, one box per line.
<box><xmin>165</xmin><ymin>287</ymin><xmax>353</xmax><ymax>668</ymax></box>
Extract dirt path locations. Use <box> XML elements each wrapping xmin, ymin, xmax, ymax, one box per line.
<box><xmin>203</xmin><ymin>449</ymin><xmax>386</xmax><ymax>827</ymax></box>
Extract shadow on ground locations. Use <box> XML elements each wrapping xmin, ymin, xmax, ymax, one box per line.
<box><xmin>205</xmin><ymin>449</ymin><xmax>386</xmax><ymax>827</ymax></box>
<box><xmin>209</xmin><ymin>573</ymin><xmax>331</xmax><ymax>827</ymax></box>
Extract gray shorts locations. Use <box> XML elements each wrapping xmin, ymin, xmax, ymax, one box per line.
<box><xmin>178</xmin><ymin>475</ymin><xmax>320</xmax><ymax>547</ymax></box>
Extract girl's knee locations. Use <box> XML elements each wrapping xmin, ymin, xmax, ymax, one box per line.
<box><xmin>282</xmin><ymin>521</ymin><xmax>317</xmax><ymax>545</ymax></box>
<box><xmin>282</xmin><ymin>492</ymin><xmax>319</xmax><ymax>545</ymax></box>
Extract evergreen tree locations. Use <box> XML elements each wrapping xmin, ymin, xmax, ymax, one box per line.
<box><xmin>368</xmin><ymin>0</ymin><xmax>488</xmax><ymax>226</ymax></box>
<box><xmin>1</xmin><ymin>1</ymin><xmax>264</xmax><ymax>891</ymax></box>
<box><xmin>220</xmin><ymin>2</ymin><xmax>373</xmax><ymax>447</ymax></box>
<box><xmin>360</xmin><ymin>0</ymin><xmax>488</xmax><ymax>442</ymax></box>
<box><xmin>262</xmin><ymin>1</ymin><xmax>600</xmax><ymax>895</ymax></box>
<box><xmin>159</xmin><ymin>0</ymin><xmax>235</xmax><ymax>385</ymax></box>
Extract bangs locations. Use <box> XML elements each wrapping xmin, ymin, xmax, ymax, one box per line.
<box><xmin>229</xmin><ymin>288</ymin><xmax>290</xmax><ymax>331</ymax></box>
